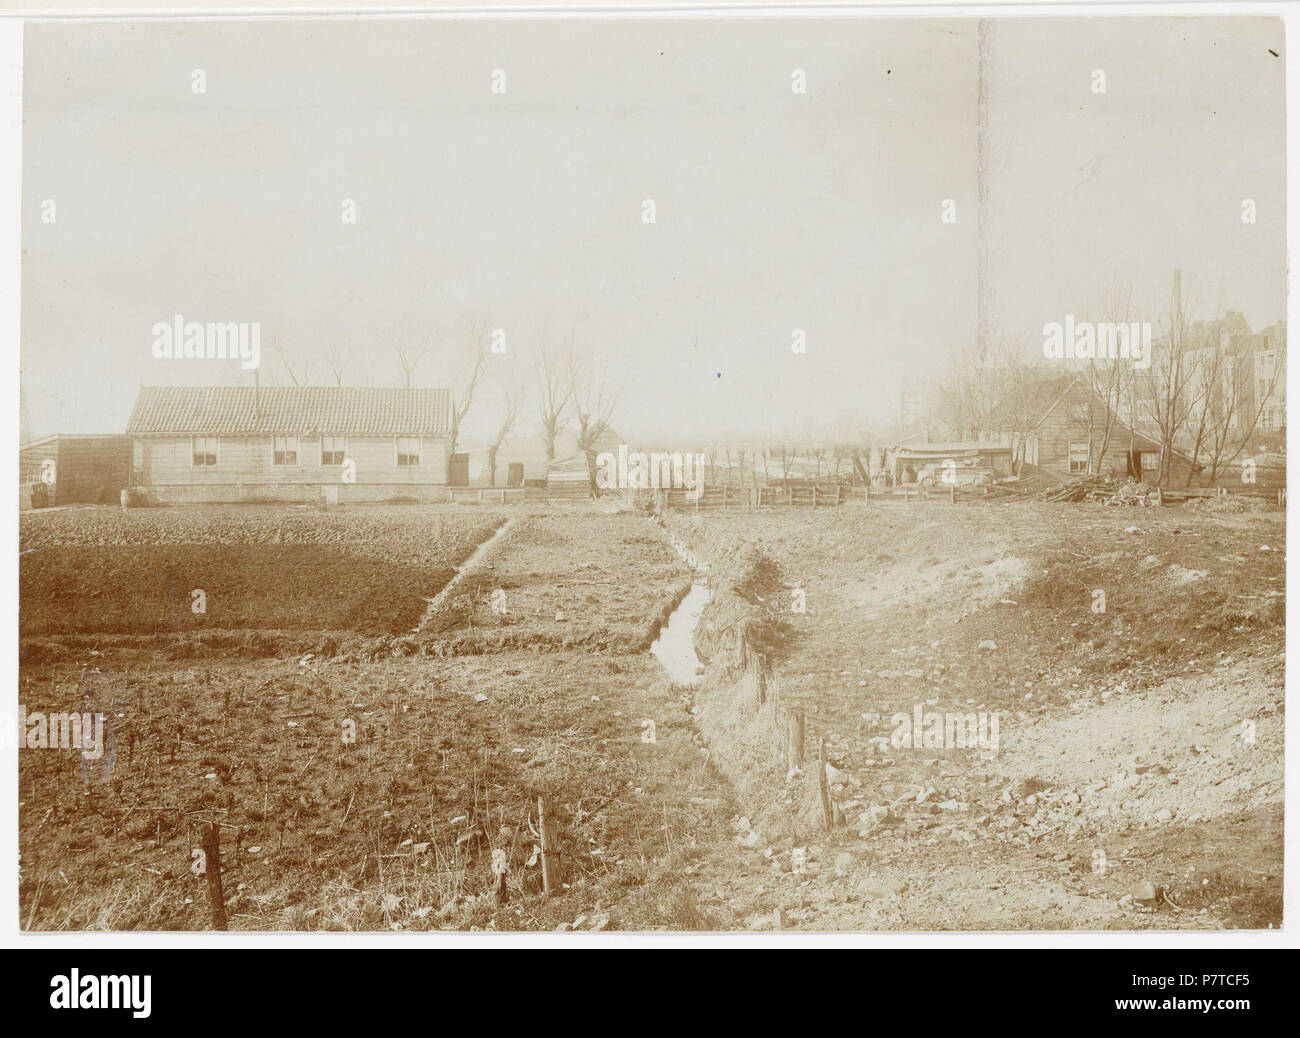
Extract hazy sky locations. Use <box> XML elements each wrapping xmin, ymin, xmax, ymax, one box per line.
<box><xmin>19</xmin><ymin>16</ymin><xmax>1285</xmax><ymax>443</ymax></box>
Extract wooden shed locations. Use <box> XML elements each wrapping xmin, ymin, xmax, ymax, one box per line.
<box><xmin>19</xmin><ymin>434</ymin><xmax>132</xmax><ymax>507</ymax></box>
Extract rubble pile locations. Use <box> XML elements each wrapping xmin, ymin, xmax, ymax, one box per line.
<box><xmin>1035</xmin><ymin>475</ymin><xmax>1114</xmax><ymax>502</ymax></box>
<box><xmin>1109</xmin><ymin>481</ymin><xmax>1161</xmax><ymax>507</ymax></box>
<box><xmin>1034</xmin><ymin>476</ymin><xmax>1161</xmax><ymax>506</ymax></box>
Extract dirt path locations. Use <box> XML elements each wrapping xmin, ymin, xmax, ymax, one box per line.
<box><xmin>413</xmin><ymin>516</ymin><xmax>517</xmax><ymax>632</ymax></box>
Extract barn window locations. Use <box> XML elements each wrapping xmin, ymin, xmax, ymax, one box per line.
<box><xmin>396</xmin><ymin>436</ymin><xmax>421</xmax><ymax>467</ymax></box>
<box><xmin>321</xmin><ymin>435</ymin><xmax>346</xmax><ymax>465</ymax></box>
<box><xmin>192</xmin><ymin>436</ymin><xmax>218</xmax><ymax>467</ymax></box>
<box><xmin>273</xmin><ymin>436</ymin><xmax>299</xmax><ymax>466</ymax></box>
<box><xmin>1068</xmin><ymin>443</ymin><xmax>1089</xmax><ymax>474</ymax></box>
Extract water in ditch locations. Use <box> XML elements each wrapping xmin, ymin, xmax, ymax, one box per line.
<box><xmin>651</xmin><ymin>582</ymin><xmax>712</xmax><ymax>685</ymax></box>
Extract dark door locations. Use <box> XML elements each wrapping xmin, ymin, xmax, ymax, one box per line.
<box><xmin>448</xmin><ymin>452</ymin><xmax>469</xmax><ymax>486</ymax></box>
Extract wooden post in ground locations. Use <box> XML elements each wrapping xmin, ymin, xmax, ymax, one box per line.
<box><xmin>817</xmin><ymin>739</ymin><xmax>833</xmax><ymax>832</ymax></box>
<box><xmin>754</xmin><ymin>654</ymin><xmax>767</xmax><ymax>706</ymax></box>
<box><xmin>538</xmin><ymin>794</ymin><xmax>560</xmax><ymax>895</ymax></box>
<box><xmin>950</xmin><ymin>483</ymin><xmax>956</xmax><ymax>504</ymax></box>
<box><xmin>200</xmin><ymin>823</ymin><xmax>228</xmax><ymax>930</ymax></box>
<box><xmin>493</xmin><ymin>851</ymin><xmax>509</xmax><ymax>904</ymax></box>
<box><xmin>787</xmin><ymin>710</ymin><xmax>805</xmax><ymax>770</ymax></box>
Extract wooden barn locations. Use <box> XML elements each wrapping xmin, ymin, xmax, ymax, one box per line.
<box><xmin>125</xmin><ymin>386</ymin><xmax>455</xmax><ymax>503</ymax></box>
<box><xmin>19</xmin><ymin>434</ymin><xmax>131</xmax><ymax>507</ymax></box>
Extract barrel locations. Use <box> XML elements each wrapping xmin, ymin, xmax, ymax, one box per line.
<box><xmin>120</xmin><ymin>487</ymin><xmax>141</xmax><ymax>508</ymax></box>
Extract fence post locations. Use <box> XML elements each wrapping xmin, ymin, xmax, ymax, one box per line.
<box><xmin>538</xmin><ymin>794</ymin><xmax>560</xmax><ymax>895</ymax></box>
<box><xmin>787</xmin><ymin>710</ymin><xmax>805</xmax><ymax>769</ymax></box>
<box><xmin>200</xmin><ymin>823</ymin><xmax>228</xmax><ymax>930</ymax></box>
<box><xmin>817</xmin><ymin>738</ymin><xmax>833</xmax><ymax>831</ymax></box>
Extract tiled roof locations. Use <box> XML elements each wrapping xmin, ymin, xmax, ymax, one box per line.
<box><xmin>126</xmin><ymin>386</ymin><xmax>452</xmax><ymax>436</ymax></box>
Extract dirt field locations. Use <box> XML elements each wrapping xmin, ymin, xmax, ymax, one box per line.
<box><xmin>19</xmin><ymin>504</ymin><xmax>744</xmax><ymax>931</ymax></box>
<box><xmin>667</xmin><ymin>499</ymin><xmax>1284</xmax><ymax>929</ymax></box>
<box><xmin>17</xmin><ymin>497</ymin><xmax>1286</xmax><ymax>930</ymax></box>
<box><xmin>20</xmin><ymin>507</ymin><xmax>504</xmax><ymax>640</ymax></box>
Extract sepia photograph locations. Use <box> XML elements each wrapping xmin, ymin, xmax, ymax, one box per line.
<box><xmin>6</xmin><ymin>2</ymin><xmax>1291</xmax><ymax>955</ymax></box>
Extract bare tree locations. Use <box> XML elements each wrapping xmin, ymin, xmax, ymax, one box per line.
<box><xmin>1180</xmin><ymin>322</ymin><xmax>1227</xmax><ymax>487</ymax></box>
<box><xmin>487</xmin><ymin>364</ymin><xmax>524</xmax><ymax>487</ymax></box>
<box><xmin>381</xmin><ymin>322</ymin><xmax>431</xmax><ymax>389</ymax></box>
<box><xmin>777</xmin><ymin>444</ymin><xmax>795</xmax><ymax>481</ymax></box>
<box><xmin>933</xmin><ymin>334</ymin><xmax>1036</xmax><ymax>450</ymax></box>
<box><xmin>534</xmin><ymin>339</ymin><xmax>572</xmax><ymax>463</ymax></box>
<box><xmin>322</xmin><ymin>340</ymin><xmax>350</xmax><ymax>386</ymax></box>
<box><xmin>568</xmin><ymin>348</ymin><xmax>623</xmax><ymax>493</ymax></box>
<box><xmin>936</xmin><ymin>335</ymin><xmax>1039</xmax><ymax>475</ymax></box>
<box><xmin>1196</xmin><ymin>337</ymin><xmax>1285</xmax><ymax>486</ymax></box>
<box><xmin>1078</xmin><ymin>280</ymin><xmax>1137</xmax><ymax>475</ymax></box>
<box><xmin>446</xmin><ymin>317</ymin><xmax>491</xmax><ymax>457</ymax></box>
<box><xmin>1143</xmin><ymin>277</ymin><xmax>1201</xmax><ymax>484</ymax></box>
<box><xmin>568</xmin><ymin>350</ymin><xmax>620</xmax><ymax>452</ymax></box>
<box><xmin>265</xmin><ymin>327</ymin><xmax>313</xmax><ymax>387</ymax></box>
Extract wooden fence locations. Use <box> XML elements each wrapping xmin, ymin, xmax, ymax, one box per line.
<box><xmin>660</xmin><ymin>482</ymin><xmax>845</xmax><ymax>511</ymax></box>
